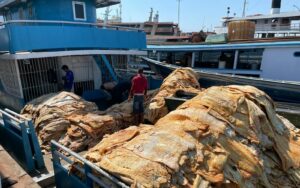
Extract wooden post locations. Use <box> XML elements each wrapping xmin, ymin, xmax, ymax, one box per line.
<box><xmin>233</xmin><ymin>50</ymin><xmax>239</xmax><ymax>70</ymax></box>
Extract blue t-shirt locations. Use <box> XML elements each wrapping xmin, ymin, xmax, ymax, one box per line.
<box><xmin>64</xmin><ymin>70</ymin><xmax>74</xmax><ymax>90</ymax></box>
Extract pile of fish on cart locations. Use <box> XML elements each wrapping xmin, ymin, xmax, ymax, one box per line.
<box><xmin>21</xmin><ymin>68</ymin><xmax>300</xmax><ymax>187</ymax></box>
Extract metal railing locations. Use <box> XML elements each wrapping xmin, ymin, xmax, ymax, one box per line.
<box><xmin>215</xmin><ymin>23</ymin><xmax>300</xmax><ymax>34</ymax></box>
<box><xmin>0</xmin><ymin>19</ymin><xmax>146</xmax><ymax>53</ymax></box>
<box><xmin>0</xmin><ymin>108</ymin><xmax>45</xmax><ymax>172</ymax></box>
<box><xmin>18</xmin><ymin>57</ymin><xmax>60</xmax><ymax>103</ymax></box>
<box><xmin>256</xmin><ymin>23</ymin><xmax>300</xmax><ymax>32</ymax></box>
<box><xmin>0</xmin><ymin>19</ymin><xmax>144</xmax><ymax>32</ymax></box>
<box><xmin>51</xmin><ymin>140</ymin><xmax>129</xmax><ymax>188</ymax></box>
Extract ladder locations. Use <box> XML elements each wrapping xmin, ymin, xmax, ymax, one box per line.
<box><xmin>93</xmin><ymin>55</ymin><xmax>118</xmax><ymax>83</ymax></box>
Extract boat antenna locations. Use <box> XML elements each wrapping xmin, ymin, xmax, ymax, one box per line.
<box><xmin>149</xmin><ymin>7</ymin><xmax>153</xmax><ymax>22</ymax></box>
<box><xmin>104</xmin><ymin>7</ymin><xmax>111</xmax><ymax>26</ymax></box>
<box><xmin>154</xmin><ymin>11</ymin><xmax>159</xmax><ymax>22</ymax></box>
<box><xmin>227</xmin><ymin>7</ymin><xmax>230</xmax><ymax>17</ymax></box>
<box><xmin>242</xmin><ymin>0</ymin><xmax>247</xmax><ymax>17</ymax></box>
<box><xmin>119</xmin><ymin>4</ymin><xmax>122</xmax><ymax>22</ymax></box>
<box><xmin>177</xmin><ymin>0</ymin><xmax>182</xmax><ymax>27</ymax></box>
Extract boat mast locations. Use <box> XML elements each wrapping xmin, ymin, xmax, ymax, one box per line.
<box><xmin>177</xmin><ymin>0</ymin><xmax>182</xmax><ymax>27</ymax></box>
<box><xmin>149</xmin><ymin>8</ymin><xmax>153</xmax><ymax>22</ymax></box>
<box><xmin>242</xmin><ymin>0</ymin><xmax>247</xmax><ymax>17</ymax></box>
<box><xmin>119</xmin><ymin>4</ymin><xmax>122</xmax><ymax>22</ymax></box>
<box><xmin>104</xmin><ymin>7</ymin><xmax>111</xmax><ymax>26</ymax></box>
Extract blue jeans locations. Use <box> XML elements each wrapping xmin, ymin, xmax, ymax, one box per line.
<box><xmin>133</xmin><ymin>95</ymin><xmax>144</xmax><ymax>114</ymax></box>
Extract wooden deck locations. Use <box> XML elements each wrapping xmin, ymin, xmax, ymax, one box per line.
<box><xmin>0</xmin><ymin>145</ymin><xmax>40</xmax><ymax>188</ymax></box>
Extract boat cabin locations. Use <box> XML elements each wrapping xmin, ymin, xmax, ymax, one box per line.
<box><xmin>147</xmin><ymin>40</ymin><xmax>300</xmax><ymax>82</ymax></box>
<box><xmin>0</xmin><ymin>0</ymin><xmax>147</xmax><ymax>111</ymax></box>
<box><xmin>220</xmin><ymin>12</ymin><xmax>300</xmax><ymax>38</ymax></box>
<box><xmin>215</xmin><ymin>0</ymin><xmax>300</xmax><ymax>38</ymax></box>
<box><xmin>0</xmin><ymin>0</ymin><xmax>145</xmax><ymax>54</ymax></box>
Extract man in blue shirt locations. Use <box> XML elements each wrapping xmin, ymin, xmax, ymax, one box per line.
<box><xmin>61</xmin><ymin>65</ymin><xmax>74</xmax><ymax>92</ymax></box>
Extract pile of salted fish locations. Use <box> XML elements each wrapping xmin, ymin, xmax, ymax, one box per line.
<box><xmin>60</xmin><ymin>90</ymin><xmax>157</xmax><ymax>152</ymax></box>
<box><xmin>21</xmin><ymin>68</ymin><xmax>201</xmax><ymax>152</ymax></box>
<box><xmin>61</xmin><ymin>68</ymin><xmax>201</xmax><ymax>151</ymax></box>
<box><xmin>21</xmin><ymin>92</ymin><xmax>98</xmax><ymax>151</ymax></box>
<box><xmin>85</xmin><ymin>85</ymin><xmax>300</xmax><ymax>188</ymax></box>
<box><xmin>21</xmin><ymin>91</ymin><xmax>156</xmax><ymax>152</ymax></box>
<box><xmin>145</xmin><ymin>68</ymin><xmax>201</xmax><ymax>123</ymax></box>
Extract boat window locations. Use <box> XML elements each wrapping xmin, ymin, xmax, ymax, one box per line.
<box><xmin>194</xmin><ymin>50</ymin><xmax>235</xmax><ymax>69</ymax></box>
<box><xmin>281</xmin><ymin>18</ymin><xmax>289</xmax><ymax>25</ymax></box>
<box><xmin>148</xmin><ymin>51</ymin><xmax>157</xmax><ymax>59</ymax></box>
<box><xmin>237</xmin><ymin>49</ymin><xmax>263</xmax><ymax>70</ymax></box>
<box><xmin>174</xmin><ymin>52</ymin><xmax>194</xmax><ymax>67</ymax></box>
<box><xmin>72</xmin><ymin>1</ymin><xmax>86</xmax><ymax>21</ymax></box>
<box><xmin>158</xmin><ymin>52</ymin><xmax>193</xmax><ymax>67</ymax></box>
<box><xmin>294</xmin><ymin>52</ymin><xmax>300</xmax><ymax>57</ymax></box>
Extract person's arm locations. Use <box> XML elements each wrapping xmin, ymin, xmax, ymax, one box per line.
<box><xmin>128</xmin><ymin>80</ymin><xmax>135</xmax><ymax>101</ymax></box>
<box><xmin>144</xmin><ymin>79</ymin><xmax>148</xmax><ymax>97</ymax></box>
<box><xmin>65</xmin><ymin>72</ymin><xmax>71</xmax><ymax>83</ymax></box>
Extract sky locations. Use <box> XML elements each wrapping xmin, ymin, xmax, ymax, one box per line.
<box><xmin>97</xmin><ymin>0</ymin><xmax>300</xmax><ymax>32</ymax></box>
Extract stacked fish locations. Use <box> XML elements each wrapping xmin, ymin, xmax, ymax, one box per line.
<box><xmin>22</xmin><ymin>68</ymin><xmax>201</xmax><ymax>152</ymax></box>
<box><xmin>60</xmin><ymin>90</ymin><xmax>158</xmax><ymax>152</ymax></box>
<box><xmin>21</xmin><ymin>92</ymin><xmax>98</xmax><ymax>151</ymax></box>
<box><xmin>61</xmin><ymin>68</ymin><xmax>201</xmax><ymax>152</ymax></box>
<box><xmin>145</xmin><ymin>68</ymin><xmax>201</xmax><ymax>124</ymax></box>
<box><xmin>85</xmin><ymin>85</ymin><xmax>300</xmax><ymax>187</ymax></box>
<box><xmin>61</xmin><ymin>112</ymin><xmax>117</xmax><ymax>152</ymax></box>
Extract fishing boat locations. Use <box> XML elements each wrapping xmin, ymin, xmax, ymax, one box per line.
<box><xmin>143</xmin><ymin>57</ymin><xmax>300</xmax><ymax>103</ymax></box>
<box><xmin>215</xmin><ymin>0</ymin><xmax>300</xmax><ymax>38</ymax></box>
<box><xmin>0</xmin><ymin>0</ymin><xmax>147</xmax><ymax>111</ymax></box>
<box><xmin>146</xmin><ymin>39</ymin><xmax>300</xmax><ymax>81</ymax></box>
<box><xmin>144</xmin><ymin>0</ymin><xmax>300</xmax><ymax>89</ymax></box>
<box><xmin>143</xmin><ymin>0</ymin><xmax>300</xmax><ymax>103</ymax></box>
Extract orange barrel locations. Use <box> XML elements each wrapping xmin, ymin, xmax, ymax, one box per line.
<box><xmin>228</xmin><ymin>21</ymin><xmax>256</xmax><ymax>41</ymax></box>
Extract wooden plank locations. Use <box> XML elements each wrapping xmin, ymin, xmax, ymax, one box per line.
<box><xmin>0</xmin><ymin>145</ymin><xmax>40</xmax><ymax>188</ymax></box>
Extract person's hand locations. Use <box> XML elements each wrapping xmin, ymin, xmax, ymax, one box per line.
<box><xmin>144</xmin><ymin>95</ymin><xmax>148</xmax><ymax>100</ymax></box>
<box><xmin>128</xmin><ymin>96</ymin><xmax>132</xmax><ymax>102</ymax></box>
